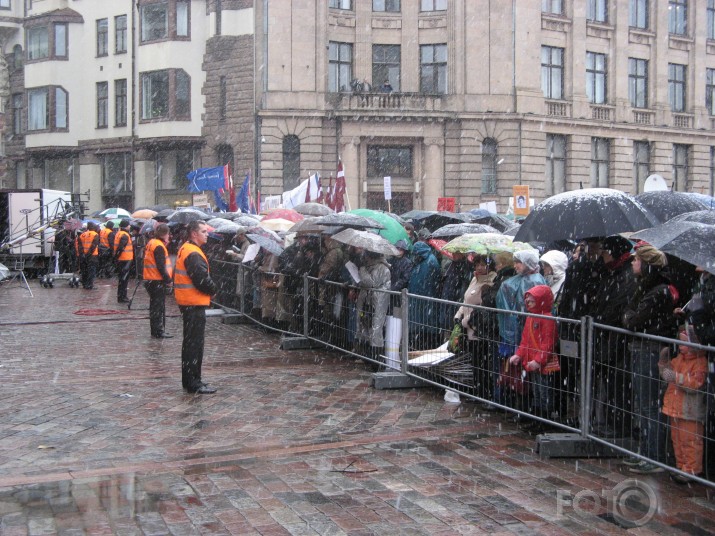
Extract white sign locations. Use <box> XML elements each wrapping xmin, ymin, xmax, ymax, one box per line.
<box><xmin>242</xmin><ymin>243</ymin><xmax>260</xmax><ymax>264</ymax></box>
<box><xmin>192</xmin><ymin>194</ymin><xmax>210</xmax><ymax>208</ymax></box>
<box><xmin>383</xmin><ymin>176</ymin><xmax>392</xmax><ymax>200</ymax></box>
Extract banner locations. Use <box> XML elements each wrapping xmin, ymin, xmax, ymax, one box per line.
<box><xmin>512</xmin><ymin>185</ymin><xmax>530</xmax><ymax>217</ymax></box>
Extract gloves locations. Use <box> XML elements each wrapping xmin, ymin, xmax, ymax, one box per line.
<box><xmin>660</xmin><ymin>368</ymin><xmax>676</xmax><ymax>383</ymax></box>
<box><xmin>509</xmin><ymin>355</ymin><xmax>521</xmax><ymax>365</ymax></box>
<box><xmin>526</xmin><ymin>360</ymin><xmax>541</xmax><ymax>372</ymax></box>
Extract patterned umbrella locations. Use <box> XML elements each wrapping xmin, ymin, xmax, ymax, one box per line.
<box><xmin>442</xmin><ymin>233</ymin><xmax>535</xmax><ymax>255</ymax></box>
<box><xmin>430</xmin><ymin>223</ymin><xmax>499</xmax><ymax>239</ymax></box>
<box><xmin>99</xmin><ymin>207</ymin><xmax>131</xmax><ymax>220</ymax></box>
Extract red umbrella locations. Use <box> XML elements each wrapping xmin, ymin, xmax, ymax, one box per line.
<box><xmin>262</xmin><ymin>208</ymin><xmax>304</xmax><ymax>223</ymax></box>
<box><xmin>427</xmin><ymin>238</ymin><xmax>454</xmax><ymax>260</ymax></box>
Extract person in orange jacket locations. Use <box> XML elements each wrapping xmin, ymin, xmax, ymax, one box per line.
<box><xmin>113</xmin><ymin>219</ymin><xmax>134</xmax><ymax>303</ymax></box>
<box><xmin>77</xmin><ymin>222</ymin><xmax>100</xmax><ymax>290</ymax></box>
<box><xmin>660</xmin><ymin>329</ymin><xmax>708</xmax><ymax>484</ymax></box>
<box><xmin>143</xmin><ymin>223</ymin><xmax>173</xmax><ymax>338</ymax></box>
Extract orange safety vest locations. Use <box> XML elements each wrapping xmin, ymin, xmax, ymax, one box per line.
<box><xmin>143</xmin><ymin>238</ymin><xmax>173</xmax><ymax>281</ymax></box>
<box><xmin>113</xmin><ymin>230</ymin><xmax>134</xmax><ymax>261</ymax></box>
<box><xmin>99</xmin><ymin>227</ymin><xmax>113</xmax><ymax>249</ymax></box>
<box><xmin>174</xmin><ymin>242</ymin><xmax>210</xmax><ymax>306</ymax></box>
<box><xmin>78</xmin><ymin>230</ymin><xmax>99</xmax><ymax>256</ymax></box>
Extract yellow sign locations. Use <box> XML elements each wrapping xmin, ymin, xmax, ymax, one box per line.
<box><xmin>513</xmin><ymin>185</ymin><xmax>530</xmax><ymax>217</ymax></box>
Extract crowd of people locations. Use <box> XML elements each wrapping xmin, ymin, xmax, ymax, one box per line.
<box><xmin>53</xmin><ymin>212</ymin><xmax>715</xmax><ymax>483</ymax></box>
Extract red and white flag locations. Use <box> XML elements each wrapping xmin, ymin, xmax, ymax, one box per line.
<box><xmin>333</xmin><ymin>160</ymin><xmax>346</xmax><ymax>213</ymax></box>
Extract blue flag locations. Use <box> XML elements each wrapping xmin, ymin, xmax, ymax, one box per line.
<box><xmin>236</xmin><ymin>172</ymin><xmax>255</xmax><ymax>214</ymax></box>
<box><xmin>186</xmin><ymin>166</ymin><xmax>226</xmax><ymax>192</ymax></box>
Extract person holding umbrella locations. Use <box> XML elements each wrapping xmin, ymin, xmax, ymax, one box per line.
<box><xmin>143</xmin><ymin>223</ymin><xmax>173</xmax><ymax>339</ymax></box>
<box><xmin>174</xmin><ymin>220</ymin><xmax>217</xmax><ymax>394</ymax></box>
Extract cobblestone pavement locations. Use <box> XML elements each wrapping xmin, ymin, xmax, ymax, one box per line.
<box><xmin>0</xmin><ymin>278</ymin><xmax>714</xmax><ymax>535</ymax></box>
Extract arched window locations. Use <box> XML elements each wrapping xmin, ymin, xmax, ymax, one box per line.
<box><xmin>481</xmin><ymin>138</ymin><xmax>497</xmax><ymax>194</ymax></box>
<box><xmin>282</xmin><ymin>135</ymin><xmax>300</xmax><ymax>190</ymax></box>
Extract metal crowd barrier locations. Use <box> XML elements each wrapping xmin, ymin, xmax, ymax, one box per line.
<box><xmin>208</xmin><ymin>261</ymin><xmax>715</xmax><ymax>487</ymax></box>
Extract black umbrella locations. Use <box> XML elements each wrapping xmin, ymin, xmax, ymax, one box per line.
<box><xmin>430</xmin><ymin>223</ymin><xmax>499</xmax><ymax>239</ymax></box>
<box><xmin>471</xmin><ymin>212</ymin><xmax>519</xmax><ymax>233</ymax></box>
<box><xmin>514</xmin><ymin>188</ymin><xmax>658</xmax><ymax>243</ymax></box>
<box><xmin>154</xmin><ymin>208</ymin><xmax>176</xmax><ymax>222</ymax></box>
<box><xmin>247</xmin><ymin>233</ymin><xmax>284</xmax><ymax>256</ymax></box>
<box><xmin>634</xmin><ymin>191</ymin><xmax>707</xmax><ymax>223</ymax></box>
<box><xmin>631</xmin><ymin>221</ymin><xmax>715</xmax><ymax>274</ymax></box>
<box><xmin>410</xmin><ymin>211</ymin><xmax>474</xmax><ymax>232</ymax></box>
<box><xmin>167</xmin><ymin>208</ymin><xmax>209</xmax><ymax>224</ymax></box>
<box><xmin>669</xmin><ymin>210</ymin><xmax>715</xmax><ymax>225</ymax></box>
<box><xmin>313</xmin><ymin>213</ymin><xmax>385</xmax><ymax>229</ymax></box>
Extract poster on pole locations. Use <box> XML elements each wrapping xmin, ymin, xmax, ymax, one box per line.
<box><xmin>512</xmin><ymin>185</ymin><xmax>530</xmax><ymax>217</ymax></box>
<box><xmin>437</xmin><ymin>197</ymin><xmax>456</xmax><ymax>212</ymax></box>
<box><xmin>383</xmin><ymin>176</ymin><xmax>392</xmax><ymax>200</ymax></box>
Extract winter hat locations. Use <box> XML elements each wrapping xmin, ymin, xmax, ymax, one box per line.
<box><xmin>602</xmin><ymin>235</ymin><xmax>632</xmax><ymax>258</ymax></box>
<box><xmin>118</xmin><ymin>219</ymin><xmax>130</xmax><ymax>229</ymax></box>
<box><xmin>513</xmin><ymin>249</ymin><xmax>540</xmax><ymax>272</ymax></box>
<box><xmin>634</xmin><ymin>243</ymin><xmax>667</xmax><ymax>267</ymax></box>
<box><xmin>394</xmin><ymin>239</ymin><xmax>410</xmax><ymax>251</ymax></box>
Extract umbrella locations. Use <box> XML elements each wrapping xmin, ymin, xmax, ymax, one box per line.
<box><xmin>139</xmin><ymin>219</ymin><xmax>159</xmax><ymax>235</ymax></box>
<box><xmin>401</xmin><ymin>209</ymin><xmax>436</xmax><ymax>221</ymax></box>
<box><xmin>471</xmin><ymin>212</ymin><xmax>520</xmax><ymax>233</ymax></box>
<box><xmin>247</xmin><ymin>233</ymin><xmax>284</xmax><ymax>256</ymax></box>
<box><xmin>259</xmin><ymin>218</ymin><xmax>296</xmax><ymax>232</ymax></box>
<box><xmin>247</xmin><ymin>226</ymin><xmax>282</xmax><ymax>243</ymax></box>
<box><xmin>167</xmin><ymin>208</ymin><xmax>209</xmax><ymax>224</ymax></box>
<box><xmin>631</xmin><ymin>221</ymin><xmax>715</xmax><ymax>274</ymax></box>
<box><xmin>430</xmin><ymin>223</ymin><xmax>499</xmax><ymax>239</ymax></box>
<box><xmin>313</xmin><ymin>212</ymin><xmax>385</xmax><ymax>229</ymax></box>
<box><xmin>331</xmin><ymin>228</ymin><xmax>400</xmax><ymax>256</ymax></box>
<box><xmin>442</xmin><ymin>233</ymin><xmax>535</xmax><ymax>255</ymax></box>
<box><xmin>206</xmin><ymin>217</ymin><xmax>233</xmax><ymax>227</ymax></box>
<box><xmin>99</xmin><ymin>207</ymin><xmax>132</xmax><ymax>220</ymax></box>
<box><xmin>131</xmin><ymin>209</ymin><xmax>157</xmax><ymax>219</ymax></box>
<box><xmin>683</xmin><ymin>192</ymin><xmax>715</xmax><ymax>210</ymax></box>
<box><xmin>154</xmin><ymin>208</ymin><xmax>176</xmax><ymax>221</ymax></box>
<box><xmin>213</xmin><ymin>221</ymin><xmax>242</xmax><ymax>234</ymax></box>
<box><xmin>514</xmin><ymin>188</ymin><xmax>658</xmax><ymax>243</ymax></box>
<box><xmin>262</xmin><ymin>208</ymin><xmax>304</xmax><ymax>223</ymax></box>
<box><xmin>129</xmin><ymin>218</ymin><xmax>147</xmax><ymax>229</ymax></box>
<box><xmin>409</xmin><ymin>211</ymin><xmax>475</xmax><ymax>232</ymax></box>
<box><xmin>349</xmin><ymin>209</ymin><xmax>410</xmax><ymax>244</ymax></box>
<box><xmin>634</xmin><ymin>191</ymin><xmax>707</xmax><ymax>223</ymax></box>
<box><xmin>669</xmin><ymin>210</ymin><xmax>715</xmax><ymax>225</ymax></box>
<box><xmin>104</xmin><ymin>218</ymin><xmax>123</xmax><ymax>227</ymax></box>
<box><xmin>427</xmin><ymin>238</ymin><xmax>454</xmax><ymax>260</ymax></box>
<box><xmin>232</xmin><ymin>215</ymin><xmax>262</xmax><ymax>227</ymax></box>
<box><xmin>293</xmin><ymin>202</ymin><xmax>334</xmax><ymax>216</ymax></box>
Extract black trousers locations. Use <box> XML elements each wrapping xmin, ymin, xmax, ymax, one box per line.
<box><xmin>144</xmin><ymin>280</ymin><xmax>166</xmax><ymax>336</ymax></box>
<box><xmin>180</xmin><ymin>305</ymin><xmax>206</xmax><ymax>391</ymax></box>
<box><xmin>116</xmin><ymin>260</ymin><xmax>131</xmax><ymax>300</ymax></box>
<box><xmin>79</xmin><ymin>257</ymin><xmax>97</xmax><ymax>289</ymax></box>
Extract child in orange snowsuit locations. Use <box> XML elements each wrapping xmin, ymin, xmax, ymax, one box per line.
<box><xmin>660</xmin><ymin>330</ymin><xmax>708</xmax><ymax>481</ymax></box>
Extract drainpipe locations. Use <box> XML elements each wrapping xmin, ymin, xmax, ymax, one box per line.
<box><xmin>132</xmin><ymin>1</ymin><xmax>138</xmax><ymax>204</ymax></box>
<box><xmin>512</xmin><ymin>0</ymin><xmax>522</xmax><ymax>184</ymax></box>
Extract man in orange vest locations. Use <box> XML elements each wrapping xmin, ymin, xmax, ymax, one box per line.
<box><xmin>77</xmin><ymin>222</ymin><xmax>100</xmax><ymax>289</ymax></box>
<box><xmin>113</xmin><ymin>219</ymin><xmax>134</xmax><ymax>303</ymax></box>
<box><xmin>174</xmin><ymin>220</ymin><xmax>217</xmax><ymax>394</ymax></box>
<box><xmin>98</xmin><ymin>221</ymin><xmax>116</xmax><ymax>278</ymax></box>
<box><xmin>143</xmin><ymin>223</ymin><xmax>173</xmax><ymax>338</ymax></box>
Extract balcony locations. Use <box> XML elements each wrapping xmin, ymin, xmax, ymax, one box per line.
<box><xmin>545</xmin><ymin>100</ymin><xmax>572</xmax><ymax>118</ymax></box>
<box><xmin>331</xmin><ymin>92</ymin><xmax>444</xmax><ymax>113</ymax></box>
<box><xmin>632</xmin><ymin>110</ymin><xmax>654</xmax><ymax>125</ymax></box>
<box><xmin>672</xmin><ymin>113</ymin><xmax>693</xmax><ymax>129</ymax></box>
<box><xmin>591</xmin><ymin>105</ymin><xmax>613</xmax><ymax>121</ymax></box>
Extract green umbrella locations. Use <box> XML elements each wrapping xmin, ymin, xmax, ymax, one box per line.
<box><xmin>348</xmin><ymin>209</ymin><xmax>410</xmax><ymax>245</ymax></box>
<box><xmin>442</xmin><ymin>233</ymin><xmax>534</xmax><ymax>255</ymax></box>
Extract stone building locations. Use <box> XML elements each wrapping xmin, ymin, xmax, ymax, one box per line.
<box><xmin>1</xmin><ymin>1</ymin><xmax>714</xmax><ymax>213</ymax></box>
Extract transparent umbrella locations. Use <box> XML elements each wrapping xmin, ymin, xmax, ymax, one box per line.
<box><xmin>331</xmin><ymin>228</ymin><xmax>400</xmax><ymax>256</ymax></box>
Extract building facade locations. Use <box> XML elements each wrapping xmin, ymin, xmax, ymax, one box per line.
<box><xmin>1</xmin><ymin>1</ymin><xmax>714</xmax><ymax>213</ymax></box>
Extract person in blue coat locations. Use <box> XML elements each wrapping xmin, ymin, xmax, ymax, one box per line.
<box><xmin>408</xmin><ymin>241</ymin><xmax>441</xmax><ymax>349</ymax></box>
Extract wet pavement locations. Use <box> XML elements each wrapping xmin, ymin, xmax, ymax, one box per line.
<box><xmin>0</xmin><ymin>278</ymin><xmax>714</xmax><ymax>535</ymax></box>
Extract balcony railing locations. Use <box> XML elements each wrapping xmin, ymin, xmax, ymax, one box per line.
<box><xmin>332</xmin><ymin>92</ymin><xmax>443</xmax><ymax>112</ymax></box>
<box><xmin>546</xmin><ymin>100</ymin><xmax>572</xmax><ymax>117</ymax></box>
<box><xmin>632</xmin><ymin>110</ymin><xmax>654</xmax><ymax>125</ymax></box>
<box><xmin>590</xmin><ymin>105</ymin><xmax>613</xmax><ymax>121</ymax></box>
<box><xmin>672</xmin><ymin>113</ymin><xmax>693</xmax><ymax>129</ymax></box>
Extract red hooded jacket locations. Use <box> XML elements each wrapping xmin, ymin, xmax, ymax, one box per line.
<box><xmin>514</xmin><ymin>284</ymin><xmax>557</xmax><ymax>373</ymax></box>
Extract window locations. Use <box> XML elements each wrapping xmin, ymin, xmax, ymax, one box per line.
<box><xmin>669</xmin><ymin>0</ymin><xmax>687</xmax><ymax>35</ymax></box>
<box><xmin>97</xmin><ymin>19</ymin><xmax>108</xmax><ymax>56</ymax></box>
<box><xmin>44</xmin><ymin>157</ymin><xmax>76</xmax><ymax>192</ymax></box>
<box><xmin>542</xmin><ymin>0</ymin><xmax>562</xmax><ymax>15</ymax></box>
<box><xmin>96</xmin><ymin>82</ymin><xmax>108</xmax><ymax>128</ymax></box>
<box><xmin>27</xmin><ymin>86</ymin><xmax>67</xmax><ymax>131</ymax></box>
<box><xmin>140</xmin><ymin>1</ymin><xmax>190</xmax><ymax>42</ymax></box>
<box><xmin>586</xmin><ymin>52</ymin><xmax>607</xmax><ymax>104</ymax></box>
<box><xmin>590</xmin><ymin>137</ymin><xmax>610</xmax><ymax>187</ymax></box>
<box><xmin>13</xmin><ymin>44</ymin><xmax>22</xmax><ymax>70</ymax></box>
<box><xmin>481</xmin><ymin>138</ymin><xmax>498</xmax><ymax>195</ymax></box>
<box><xmin>367</xmin><ymin>146</ymin><xmax>413</xmax><ymax>178</ymax></box>
<box><xmin>628</xmin><ymin>58</ymin><xmax>648</xmax><ymax>108</ymax></box>
<box><xmin>215</xmin><ymin>0</ymin><xmax>222</xmax><ymax>34</ymax></box>
<box><xmin>711</xmin><ymin>147</ymin><xmax>715</xmax><ymax>196</ymax></box>
<box><xmin>141</xmin><ymin>69</ymin><xmax>191</xmax><ymax>121</ymax></box>
<box><xmin>708</xmin><ymin>0</ymin><xmax>715</xmax><ymax>40</ymax></box>
<box><xmin>545</xmin><ymin>134</ymin><xmax>566</xmax><ymax>196</ymax></box>
<box><xmin>282</xmin><ymin>135</ymin><xmax>301</xmax><ymax>191</ymax></box>
<box><xmin>27</xmin><ymin>27</ymin><xmax>48</xmax><ymax>60</ymax></box>
<box><xmin>329</xmin><ymin>0</ymin><xmax>352</xmax><ymax>9</ymax></box>
<box><xmin>115</xmin><ymin>15</ymin><xmax>127</xmax><ymax>53</ymax></box>
<box><xmin>101</xmin><ymin>153</ymin><xmax>132</xmax><ymax>207</ymax></box>
<box><xmin>373</xmin><ymin>0</ymin><xmax>400</xmax><ymax>12</ymax></box>
<box><xmin>373</xmin><ymin>45</ymin><xmax>400</xmax><ymax>92</ymax></box>
<box><xmin>668</xmin><ymin>63</ymin><xmax>686</xmax><ymax>112</ymax></box>
<box><xmin>328</xmin><ymin>41</ymin><xmax>352</xmax><ymax>92</ymax></box>
<box><xmin>587</xmin><ymin>0</ymin><xmax>607</xmax><ymax>23</ymax></box>
<box><xmin>12</xmin><ymin>93</ymin><xmax>23</xmax><ymax>135</ymax></box>
<box><xmin>115</xmin><ymin>79</ymin><xmax>127</xmax><ymax>126</ymax></box>
<box><xmin>541</xmin><ymin>46</ymin><xmax>563</xmax><ymax>99</ymax></box>
<box><xmin>156</xmin><ymin>149</ymin><xmax>197</xmax><ymax>190</ymax></box>
<box><xmin>219</xmin><ymin>76</ymin><xmax>227</xmax><ymax>120</ymax></box>
<box><xmin>708</xmin><ymin>69</ymin><xmax>715</xmax><ymax>116</ymax></box>
<box><xmin>673</xmin><ymin>144</ymin><xmax>689</xmax><ymax>191</ymax></box>
<box><xmin>0</xmin><ymin>0</ymin><xmax>9</xmax><ymax>9</ymax></box>
<box><xmin>420</xmin><ymin>44</ymin><xmax>447</xmax><ymax>94</ymax></box>
<box><xmin>630</xmin><ymin>0</ymin><xmax>648</xmax><ymax>28</ymax></box>
<box><xmin>633</xmin><ymin>141</ymin><xmax>650</xmax><ymax>193</ymax></box>
<box><xmin>421</xmin><ymin>0</ymin><xmax>447</xmax><ymax>11</ymax></box>
<box><xmin>55</xmin><ymin>23</ymin><xmax>66</xmax><ymax>57</ymax></box>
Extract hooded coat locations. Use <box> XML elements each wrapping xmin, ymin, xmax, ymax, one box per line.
<box><xmin>514</xmin><ymin>285</ymin><xmax>558</xmax><ymax>373</ymax></box>
<box><xmin>662</xmin><ymin>347</ymin><xmax>708</xmax><ymax>422</ymax></box>
<box><xmin>357</xmin><ymin>255</ymin><xmax>391</xmax><ymax>347</ymax></box>
<box><xmin>539</xmin><ymin>250</ymin><xmax>568</xmax><ymax>303</ymax></box>
<box><xmin>622</xmin><ymin>267</ymin><xmax>678</xmax><ymax>338</ymax></box>
<box><xmin>408</xmin><ymin>242</ymin><xmax>441</xmax><ymax>329</ymax></box>
<box><xmin>496</xmin><ymin>269</ymin><xmax>546</xmax><ymax>349</ymax></box>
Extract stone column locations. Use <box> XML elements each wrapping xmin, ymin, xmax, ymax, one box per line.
<box><xmin>339</xmin><ymin>136</ymin><xmax>360</xmax><ymax>210</ymax></box>
<box><xmin>422</xmin><ymin>138</ymin><xmax>444</xmax><ymax>211</ymax></box>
